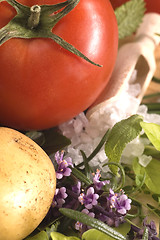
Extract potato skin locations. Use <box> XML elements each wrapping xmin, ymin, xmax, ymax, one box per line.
<box><xmin>0</xmin><ymin>127</ymin><xmax>56</xmax><ymax>240</ymax></box>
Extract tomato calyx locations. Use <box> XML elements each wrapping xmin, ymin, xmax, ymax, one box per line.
<box><xmin>0</xmin><ymin>0</ymin><xmax>102</xmax><ymax>67</ymax></box>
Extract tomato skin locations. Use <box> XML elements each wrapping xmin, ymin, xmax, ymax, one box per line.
<box><xmin>0</xmin><ymin>0</ymin><xmax>118</xmax><ymax>130</ymax></box>
<box><xmin>110</xmin><ymin>0</ymin><xmax>160</xmax><ymax>13</ymax></box>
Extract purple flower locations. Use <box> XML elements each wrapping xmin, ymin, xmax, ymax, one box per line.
<box><xmin>75</xmin><ymin>208</ymin><xmax>95</xmax><ymax>231</ymax></box>
<box><xmin>132</xmin><ymin>218</ymin><xmax>158</xmax><ymax>240</ymax></box>
<box><xmin>72</xmin><ymin>181</ymin><xmax>81</xmax><ymax>195</ymax></box>
<box><xmin>93</xmin><ymin>169</ymin><xmax>110</xmax><ymax>191</ymax></box>
<box><xmin>55</xmin><ymin>151</ymin><xmax>73</xmax><ymax>179</ymax></box>
<box><xmin>78</xmin><ymin>187</ymin><xmax>99</xmax><ymax>209</ymax></box>
<box><xmin>52</xmin><ymin>187</ymin><xmax>68</xmax><ymax>208</ymax></box>
<box><xmin>108</xmin><ymin>189</ymin><xmax>131</xmax><ymax>215</ymax></box>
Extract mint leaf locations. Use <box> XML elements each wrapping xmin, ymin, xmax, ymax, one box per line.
<box><xmin>115</xmin><ymin>0</ymin><xmax>146</xmax><ymax>39</ymax></box>
<box><xmin>140</xmin><ymin>122</ymin><xmax>160</xmax><ymax>151</ymax></box>
<box><xmin>105</xmin><ymin>115</ymin><xmax>143</xmax><ymax>174</ymax></box>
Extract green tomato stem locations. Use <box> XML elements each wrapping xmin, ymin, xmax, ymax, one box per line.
<box><xmin>28</xmin><ymin>5</ymin><xmax>41</xmax><ymax>29</ymax></box>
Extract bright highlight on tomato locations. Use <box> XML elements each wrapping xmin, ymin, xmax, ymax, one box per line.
<box><xmin>0</xmin><ymin>0</ymin><xmax>118</xmax><ymax>130</ymax></box>
<box><xmin>110</xmin><ymin>0</ymin><xmax>160</xmax><ymax>13</ymax></box>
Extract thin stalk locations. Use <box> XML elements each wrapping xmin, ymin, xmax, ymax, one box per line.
<box><xmin>152</xmin><ymin>77</ymin><xmax>160</xmax><ymax>84</ymax></box>
<box><xmin>103</xmin><ymin>162</ymin><xmax>126</xmax><ymax>191</ymax></box>
<box><xmin>77</xmin><ymin>129</ymin><xmax>111</xmax><ymax>168</ymax></box>
<box><xmin>143</xmin><ymin>103</ymin><xmax>160</xmax><ymax>111</ymax></box>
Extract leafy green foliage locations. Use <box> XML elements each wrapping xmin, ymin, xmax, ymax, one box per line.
<box><xmin>115</xmin><ymin>0</ymin><xmax>146</xmax><ymax>39</ymax></box>
<box><xmin>105</xmin><ymin>114</ymin><xmax>143</xmax><ymax>174</ymax></box>
<box><xmin>133</xmin><ymin>158</ymin><xmax>160</xmax><ymax>194</ymax></box>
<box><xmin>59</xmin><ymin>208</ymin><xmax>126</xmax><ymax>240</ymax></box>
<box><xmin>146</xmin><ymin>204</ymin><xmax>160</xmax><ymax>218</ymax></box>
<box><xmin>145</xmin><ymin>158</ymin><xmax>160</xmax><ymax>194</ymax></box>
<box><xmin>140</xmin><ymin>122</ymin><xmax>160</xmax><ymax>151</ymax></box>
<box><xmin>82</xmin><ymin>229</ymin><xmax>115</xmax><ymax>240</ymax></box>
<box><xmin>25</xmin><ymin>231</ymin><xmax>49</xmax><ymax>240</ymax></box>
<box><xmin>50</xmin><ymin>232</ymin><xmax>80</xmax><ymax>240</ymax></box>
<box><xmin>142</xmin><ymin>227</ymin><xmax>149</xmax><ymax>240</ymax></box>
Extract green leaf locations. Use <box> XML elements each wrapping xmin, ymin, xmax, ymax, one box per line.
<box><xmin>142</xmin><ymin>227</ymin><xmax>149</xmax><ymax>240</ymax></box>
<box><xmin>25</xmin><ymin>231</ymin><xmax>49</xmax><ymax>240</ymax></box>
<box><xmin>133</xmin><ymin>158</ymin><xmax>160</xmax><ymax>194</ymax></box>
<box><xmin>152</xmin><ymin>194</ymin><xmax>160</xmax><ymax>203</ymax></box>
<box><xmin>59</xmin><ymin>208</ymin><xmax>126</xmax><ymax>240</ymax></box>
<box><xmin>145</xmin><ymin>158</ymin><xmax>160</xmax><ymax>194</ymax></box>
<box><xmin>42</xmin><ymin>128</ymin><xmax>71</xmax><ymax>154</ymax></box>
<box><xmin>146</xmin><ymin>204</ymin><xmax>160</xmax><ymax>219</ymax></box>
<box><xmin>115</xmin><ymin>0</ymin><xmax>146</xmax><ymax>39</ymax></box>
<box><xmin>82</xmin><ymin>229</ymin><xmax>115</xmax><ymax>240</ymax></box>
<box><xmin>133</xmin><ymin>158</ymin><xmax>145</xmax><ymax>176</ymax></box>
<box><xmin>50</xmin><ymin>232</ymin><xmax>80</xmax><ymax>240</ymax></box>
<box><xmin>140</xmin><ymin>122</ymin><xmax>160</xmax><ymax>151</ymax></box>
<box><xmin>82</xmin><ymin>223</ymin><xmax>130</xmax><ymax>240</ymax></box>
<box><xmin>135</xmin><ymin>172</ymin><xmax>146</xmax><ymax>189</ymax></box>
<box><xmin>71</xmin><ymin>167</ymin><xmax>92</xmax><ymax>186</ymax></box>
<box><xmin>105</xmin><ymin>115</ymin><xmax>143</xmax><ymax>174</ymax></box>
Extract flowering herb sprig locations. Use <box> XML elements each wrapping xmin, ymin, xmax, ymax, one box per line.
<box><xmin>25</xmin><ymin>115</ymin><xmax>160</xmax><ymax>240</ymax></box>
<box><xmin>45</xmin><ymin>150</ymin><xmax>135</xmax><ymax>239</ymax></box>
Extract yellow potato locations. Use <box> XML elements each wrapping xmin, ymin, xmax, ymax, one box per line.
<box><xmin>0</xmin><ymin>127</ymin><xmax>56</xmax><ymax>240</ymax></box>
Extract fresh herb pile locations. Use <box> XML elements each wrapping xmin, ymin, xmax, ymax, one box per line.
<box><xmin>24</xmin><ymin>113</ymin><xmax>160</xmax><ymax>240</ymax></box>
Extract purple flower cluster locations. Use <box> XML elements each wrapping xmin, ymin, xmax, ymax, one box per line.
<box><xmin>52</xmin><ymin>164</ymin><xmax>133</xmax><ymax>232</ymax></box>
<box><xmin>78</xmin><ymin>187</ymin><xmax>99</xmax><ymax>209</ymax></box>
<box><xmin>108</xmin><ymin>188</ymin><xmax>132</xmax><ymax>215</ymax></box>
<box><xmin>52</xmin><ymin>187</ymin><xmax>68</xmax><ymax>208</ymax></box>
<box><xmin>130</xmin><ymin>218</ymin><xmax>159</xmax><ymax>240</ymax></box>
<box><xmin>55</xmin><ymin>151</ymin><xmax>73</xmax><ymax>179</ymax></box>
<box><xmin>93</xmin><ymin>169</ymin><xmax>110</xmax><ymax>191</ymax></box>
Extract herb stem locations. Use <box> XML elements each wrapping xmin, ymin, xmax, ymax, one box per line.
<box><xmin>152</xmin><ymin>77</ymin><xmax>160</xmax><ymax>84</ymax></box>
<box><xmin>143</xmin><ymin>92</ymin><xmax>160</xmax><ymax>99</ymax></box>
<box><xmin>77</xmin><ymin>129</ymin><xmax>111</xmax><ymax>168</ymax></box>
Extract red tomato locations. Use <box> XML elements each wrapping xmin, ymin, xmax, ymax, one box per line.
<box><xmin>0</xmin><ymin>0</ymin><xmax>118</xmax><ymax>130</ymax></box>
<box><xmin>110</xmin><ymin>0</ymin><xmax>160</xmax><ymax>13</ymax></box>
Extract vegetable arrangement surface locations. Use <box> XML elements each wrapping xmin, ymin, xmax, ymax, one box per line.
<box><xmin>0</xmin><ymin>0</ymin><xmax>160</xmax><ymax>240</ymax></box>
<box><xmin>0</xmin><ymin>0</ymin><xmax>118</xmax><ymax>130</ymax></box>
